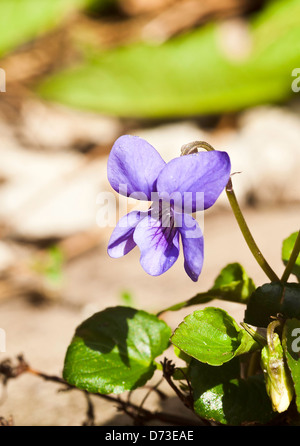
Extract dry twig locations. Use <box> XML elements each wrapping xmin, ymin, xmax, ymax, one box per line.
<box><xmin>0</xmin><ymin>355</ymin><xmax>203</xmax><ymax>426</ymax></box>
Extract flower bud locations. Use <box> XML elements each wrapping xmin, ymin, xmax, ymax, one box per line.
<box><xmin>261</xmin><ymin>332</ymin><xmax>294</xmax><ymax>413</ymax></box>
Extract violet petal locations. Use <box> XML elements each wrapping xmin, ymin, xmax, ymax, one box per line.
<box><xmin>133</xmin><ymin>215</ymin><xmax>180</xmax><ymax>276</ymax></box>
<box><xmin>175</xmin><ymin>212</ymin><xmax>204</xmax><ymax>282</ymax></box>
<box><xmin>156</xmin><ymin>150</ymin><xmax>231</xmax><ymax>212</ymax></box>
<box><xmin>107</xmin><ymin>211</ymin><xmax>146</xmax><ymax>258</ymax></box>
<box><xmin>107</xmin><ymin>135</ymin><xmax>166</xmax><ymax>200</ymax></box>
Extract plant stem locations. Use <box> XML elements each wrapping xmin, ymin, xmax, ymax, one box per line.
<box><xmin>281</xmin><ymin>230</ymin><xmax>300</xmax><ymax>283</ymax></box>
<box><xmin>181</xmin><ymin>140</ymin><xmax>215</xmax><ymax>156</ymax></box>
<box><xmin>267</xmin><ymin>319</ymin><xmax>281</xmax><ymax>352</ymax></box>
<box><xmin>246</xmin><ymin>351</ymin><xmax>261</xmax><ymax>378</ymax></box>
<box><xmin>160</xmin><ymin>358</ymin><xmax>193</xmax><ymax>411</ymax></box>
<box><xmin>226</xmin><ymin>178</ymin><xmax>280</xmax><ymax>283</ymax></box>
<box><xmin>181</xmin><ymin>140</ymin><xmax>280</xmax><ymax>283</ymax></box>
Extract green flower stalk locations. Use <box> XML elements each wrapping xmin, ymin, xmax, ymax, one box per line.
<box><xmin>261</xmin><ymin>328</ymin><xmax>294</xmax><ymax>413</ymax></box>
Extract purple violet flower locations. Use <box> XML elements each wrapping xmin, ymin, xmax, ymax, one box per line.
<box><xmin>107</xmin><ymin>135</ymin><xmax>231</xmax><ymax>281</ymax></box>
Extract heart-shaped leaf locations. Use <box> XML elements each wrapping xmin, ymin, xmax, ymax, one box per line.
<box><xmin>244</xmin><ymin>283</ymin><xmax>300</xmax><ymax>328</ymax></box>
<box><xmin>171</xmin><ymin>307</ymin><xmax>259</xmax><ymax>366</ymax></box>
<box><xmin>63</xmin><ymin>306</ymin><xmax>171</xmax><ymax>394</ymax></box>
<box><xmin>210</xmin><ymin>263</ymin><xmax>256</xmax><ymax>303</ymax></box>
<box><xmin>189</xmin><ymin>358</ymin><xmax>274</xmax><ymax>425</ymax></box>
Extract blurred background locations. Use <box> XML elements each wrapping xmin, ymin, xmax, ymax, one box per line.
<box><xmin>0</xmin><ymin>0</ymin><xmax>300</xmax><ymax>425</ymax></box>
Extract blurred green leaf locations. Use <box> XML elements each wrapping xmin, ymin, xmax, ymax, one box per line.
<box><xmin>31</xmin><ymin>245</ymin><xmax>64</xmax><ymax>285</ymax></box>
<box><xmin>84</xmin><ymin>0</ymin><xmax>117</xmax><ymax>14</ymax></box>
<box><xmin>120</xmin><ymin>290</ymin><xmax>134</xmax><ymax>307</ymax></box>
<box><xmin>0</xmin><ymin>0</ymin><xmax>101</xmax><ymax>57</ymax></box>
<box><xmin>37</xmin><ymin>0</ymin><xmax>300</xmax><ymax>117</ymax></box>
<box><xmin>63</xmin><ymin>306</ymin><xmax>171</xmax><ymax>394</ymax></box>
<box><xmin>43</xmin><ymin>245</ymin><xmax>64</xmax><ymax>284</ymax></box>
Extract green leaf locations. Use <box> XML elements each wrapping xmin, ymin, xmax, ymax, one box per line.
<box><xmin>283</xmin><ymin>319</ymin><xmax>300</xmax><ymax>413</ymax></box>
<box><xmin>0</xmin><ymin>0</ymin><xmax>95</xmax><ymax>57</ymax></box>
<box><xmin>189</xmin><ymin>358</ymin><xmax>274</xmax><ymax>425</ymax></box>
<box><xmin>158</xmin><ymin>263</ymin><xmax>255</xmax><ymax>315</ymax></box>
<box><xmin>282</xmin><ymin>232</ymin><xmax>300</xmax><ymax>281</ymax></box>
<box><xmin>244</xmin><ymin>283</ymin><xmax>300</xmax><ymax>328</ymax></box>
<box><xmin>63</xmin><ymin>306</ymin><xmax>171</xmax><ymax>394</ymax></box>
<box><xmin>210</xmin><ymin>263</ymin><xmax>256</xmax><ymax>303</ymax></box>
<box><xmin>173</xmin><ymin>346</ymin><xmax>192</xmax><ymax>365</ymax></box>
<box><xmin>37</xmin><ymin>0</ymin><xmax>300</xmax><ymax>118</ymax></box>
<box><xmin>171</xmin><ymin>307</ymin><xmax>260</xmax><ymax>366</ymax></box>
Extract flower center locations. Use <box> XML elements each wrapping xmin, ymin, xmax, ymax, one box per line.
<box><xmin>149</xmin><ymin>200</ymin><xmax>176</xmax><ymax>246</ymax></box>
